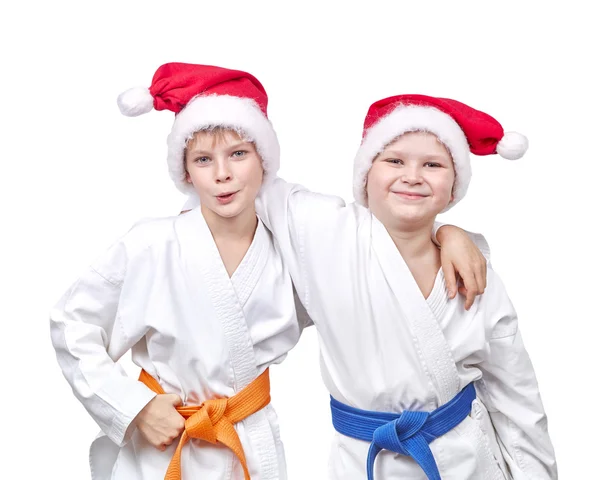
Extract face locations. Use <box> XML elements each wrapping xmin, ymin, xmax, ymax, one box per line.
<box><xmin>184</xmin><ymin>129</ymin><xmax>264</xmax><ymax>219</ymax></box>
<box><xmin>366</xmin><ymin>131</ymin><xmax>455</xmax><ymax>228</ymax></box>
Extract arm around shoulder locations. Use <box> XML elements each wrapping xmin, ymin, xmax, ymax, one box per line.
<box><xmin>434</xmin><ymin>222</ymin><xmax>490</xmax><ymax>308</ymax></box>
<box><xmin>256</xmin><ymin>176</ymin><xmax>346</xmax><ymax>233</ymax></box>
<box><xmin>255</xmin><ymin>177</ymin><xmax>347</xmax><ymax>306</ymax></box>
<box><xmin>434</xmin><ymin>222</ymin><xmax>491</xmax><ymax>261</ymax></box>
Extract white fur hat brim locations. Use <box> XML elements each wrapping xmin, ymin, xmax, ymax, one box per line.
<box><xmin>353</xmin><ymin>105</ymin><xmax>472</xmax><ymax>211</ymax></box>
<box><xmin>167</xmin><ymin>94</ymin><xmax>280</xmax><ymax>194</ymax></box>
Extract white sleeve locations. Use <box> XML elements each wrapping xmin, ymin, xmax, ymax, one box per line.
<box><xmin>477</xmin><ymin>271</ymin><xmax>558</xmax><ymax>479</ymax></box>
<box><xmin>49</xmin><ymin>236</ymin><xmax>156</xmax><ymax>446</ymax></box>
<box><xmin>255</xmin><ymin>177</ymin><xmax>346</xmax><ymax>311</ymax></box>
<box><xmin>432</xmin><ymin>221</ymin><xmax>491</xmax><ymax>261</ymax></box>
<box><xmin>293</xmin><ymin>286</ymin><xmax>313</xmax><ymax>330</ymax></box>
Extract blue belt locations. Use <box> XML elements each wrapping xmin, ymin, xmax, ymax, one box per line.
<box><xmin>330</xmin><ymin>383</ymin><xmax>476</xmax><ymax>480</ymax></box>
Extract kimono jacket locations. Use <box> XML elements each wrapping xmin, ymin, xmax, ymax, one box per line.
<box><xmin>50</xmin><ymin>207</ymin><xmax>310</xmax><ymax>479</ymax></box>
<box><xmin>253</xmin><ymin>178</ymin><xmax>557</xmax><ymax>479</ymax></box>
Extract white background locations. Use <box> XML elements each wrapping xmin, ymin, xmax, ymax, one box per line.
<box><xmin>1</xmin><ymin>1</ymin><xmax>598</xmax><ymax>478</ymax></box>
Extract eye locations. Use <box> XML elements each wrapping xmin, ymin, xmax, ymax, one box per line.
<box><xmin>424</xmin><ymin>162</ymin><xmax>442</xmax><ymax>168</ymax></box>
<box><xmin>385</xmin><ymin>158</ymin><xmax>403</xmax><ymax>165</ymax></box>
<box><xmin>232</xmin><ymin>150</ymin><xmax>247</xmax><ymax>158</ymax></box>
<box><xmin>194</xmin><ymin>156</ymin><xmax>211</xmax><ymax>164</ymax></box>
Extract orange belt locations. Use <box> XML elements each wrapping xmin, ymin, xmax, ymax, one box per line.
<box><xmin>139</xmin><ymin>368</ymin><xmax>271</xmax><ymax>480</ymax></box>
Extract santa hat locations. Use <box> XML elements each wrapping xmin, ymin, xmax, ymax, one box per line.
<box><xmin>117</xmin><ymin>62</ymin><xmax>280</xmax><ymax>194</ymax></box>
<box><xmin>353</xmin><ymin>94</ymin><xmax>527</xmax><ymax>210</ymax></box>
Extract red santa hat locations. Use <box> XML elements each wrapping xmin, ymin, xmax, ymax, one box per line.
<box><xmin>353</xmin><ymin>94</ymin><xmax>528</xmax><ymax>210</ymax></box>
<box><xmin>117</xmin><ymin>62</ymin><xmax>279</xmax><ymax>194</ymax></box>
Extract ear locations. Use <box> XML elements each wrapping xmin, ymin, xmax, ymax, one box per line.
<box><xmin>183</xmin><ymin>151</ymin><xmax>192</xmax><ymax>183</ymax></box>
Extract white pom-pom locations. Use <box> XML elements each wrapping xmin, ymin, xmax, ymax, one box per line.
<box><xmin>117</xmin><ymin>87</ymin><xmax>154</xmax><ymax>117</ymax></box>
<box><xmin>497</xmin><ymin>131</ymin><xmax>528</xmax><ymax>160</ymax></box>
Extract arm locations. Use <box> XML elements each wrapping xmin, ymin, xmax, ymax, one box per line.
<box><xmin>179</xmin><ymin>180</ymin><xmax>330</xmax><ymax>315</ymax></box>
<box><xmin>182</xmin><ymin>186</ymin><xmax>489</xmax><ymax>311</ymax></box>
<box><xmin>257</xmin><ymin>177</ymin><xmax>346</xmax><ymax>309</ymax></box>
<box><xmin>477</xmin><ymin>272</ymin><xmax>557</xmax><ymax>479</ymax></box>
<box><xmin>434</xmin><ymin>222</ymin><xmax>490</xmax><ymax>310</ymax></box>
<box><xmin>50</xmin><ymin>237</ymin><xmax>158</xmax><ymax>446</ymax></box>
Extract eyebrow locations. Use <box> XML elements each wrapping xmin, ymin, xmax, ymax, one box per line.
<box><xmin>187</xmin><ymin>149</ymin><xmax>212</xmax><ymax>156</ymax></box>
<box><xmin>226</xmin><ymin>142</ymin><xmax>252</xmax><ymax>151</ymax></box>
<box><xmin>381</xmin><ymin>150</ymin><xmax>449</xmax><ymax>162</ymax></box>
<box><xmin>187</xmin><ymin>142</ymin><xmax>251</xmax><ymax>155</ymax></box>
<box><xmin>422</xmin><ymin>154</ymin><xmax>450</xmax><ymax>162</ymax></box>
<box><xmin>380</xmin><ymin>149</ymin><xmax>405</xmax><ymax>157</ymax></box>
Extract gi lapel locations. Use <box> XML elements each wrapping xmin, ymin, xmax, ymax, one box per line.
<box><xmin>175</xmin><ymin>209</ymin><xmax>280</xmax><ymax>479</ymax></box>
<box><xmin>230</xmin><ymin>220</ymin><xmax>270</xmax><ymax>308</ymax></box>
<box><xmin>370</xmin><ymin>214</ymin><xmax>460</xmax><ymax>405</ymax></box>
<box><xmin>175</xmin><ymin>208</ymin><xmax>259</xmax><ymax>390</ymax></box>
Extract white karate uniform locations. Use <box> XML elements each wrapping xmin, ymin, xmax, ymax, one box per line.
<box><xmin>251</xmin><ymin>178</ymin><xmax>557</xmax><ymax>479</ymax></box>
<box><xmin>50</xmin><ymin>207</ymin><xmax>310</xmax><ymax>479</ymax></box>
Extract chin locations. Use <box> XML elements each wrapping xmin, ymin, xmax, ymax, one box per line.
<box><xmin>214</xmin><ymin>205</ymin><xmax>244</xmax><ymax>218</ymax></box>
<box><xmin>389</xmin><ymin>207</ymin><xmax>432</xmax><ymax>225</ymax></box>
<box><xmin>216</xmin><ymin>199</ymin><xmax>255</xmax><ymax>218</ymax></box>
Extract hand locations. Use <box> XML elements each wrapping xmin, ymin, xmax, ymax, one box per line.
<box><xmin>134</xmin><ymin>394</ymin><xmax>185</xmax><ymax>451</ymax></box>
<box><xmin>437</xmin><ymin>225</ymin><xmax>487</xmax><ymax>310</ymax></box>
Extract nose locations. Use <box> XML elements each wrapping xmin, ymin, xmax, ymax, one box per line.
<box><xmin>215</xmin><ymin>158</ymin><xmax>232</xmax><ymax>183</ymax></box>
<box><xmin>401</xmin><ymin>165</ymin><xmax>423</xmax><ymax>185</ymax></box>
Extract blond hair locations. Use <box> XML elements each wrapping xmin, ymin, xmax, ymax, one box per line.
<box><xmin>183</xmin><ymin>126</ymin><xmax>257</xmax><ymax>168</ymax></box>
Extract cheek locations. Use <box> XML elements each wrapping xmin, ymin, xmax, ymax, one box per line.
<box><xmin>432</xmin><ymin>173</ymin><xmax>455</xmax><ymax>199</ymax></box>
<box><xmin>366</xmin><ymin>169</ymin><xmax>390</xmax><ymax>213</ymax></box>
<box><xmin>367</xmin><ymin>168</ymin><xmax>389</xmax><ymax>198</ymax></box>
<box><xmin>187</xmin><ymin>169</ymin><xmax>212</xmax><ymax>195</ymax></box>
<box><xmin>252</xmin><ymin>164</ymin><xmax>265</xmax><ymax>186</ymax></box>
<box><xmin>242</xmin><ymin>159</ymin><xmax>264</xmax><ymax>189</ymax></box>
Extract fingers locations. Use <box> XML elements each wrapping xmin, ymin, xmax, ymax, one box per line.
<box><xmin>464</xmin><ymin>254</ymin><xmax>486</xmax><ymax>298</ymax></box>
<box><xmin>460</xmin><ymin>272</ymin><xmax>477</xmax><ymax>310</ymax></box>
<box><xmin>137</xmin><ymin>395</ymin><xmax>186</xmax><ymax>450</ymax></box>
<box><xmin>458</xmin><ymin>287</ymin><xmax>474</xmax><ymax>311</ymax></box>
<box><xmin>441</xmin><ymin>260</ymin><xmax>457</xmax><ymax>298</ymax></box>
<box><xmin>155</xmin><ymin>439</ymin><xmax>174</xmax><ymax>451</ymax></box>
<box><xmin>453</xmin><ymin>252</ymin><xmax>487</xmax><ymax>310</ymax></box>
<box><xmin>149</xmin><ymin>423</ymin><xmax>184</xmax><ymax>450</ymax></box>
<box><xmin>479</xmin><ymin>253</ymin><xmax>487</xmax><ymax>292</ymax></box>
<box><xmin>466</xmin><ymin>251</ymin><xmax>487</xmax><ymax>297</ymax></box>
<box><xmin>175</xmin><ymin>415</ymin><xmax>186</xmax><ymax>433</ymax></box>
<box><xmin>166</xmin><ymin>394</ymin><xmax>184</xmax><ymax>407</ymax></box>
<box><xmin>471</xmin><ymin>251</ymin><xmax>487</xmax><ymax>295</ymax></box>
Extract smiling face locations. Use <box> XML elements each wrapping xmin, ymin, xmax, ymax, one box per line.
<box><xmin>366</xmin><ymin>131</ymin><xmax>455</xmax><ymax>229</ymax></box>
<box><xmin>184</xmin><ymin>128</ymin><xmax>264</xmax><ymax>220</ymax></box>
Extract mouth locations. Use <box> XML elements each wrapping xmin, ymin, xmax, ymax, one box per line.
<box><xmin>393</xmin><ymin>192</ymin><xmax>428</xmax><ymax>200</ymax></box>
<box><xmin>216</xmin><ymin>191</ymin><xmax>239</xmax><ymax>204</ymax></box>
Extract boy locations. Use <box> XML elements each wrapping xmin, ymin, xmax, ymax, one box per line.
<box><xmin>50</xmin><ymin>63</ymin><xmax>305</xmax><ymax>480</ymax></box>
<box><xmin>50</xmin><ymin>65</ymin><xmax>484</xmax><ymax>480</ymax></box>
<box><xmin>225</xmin><ymin>95</ymin><xmax>556</xmax><ymax>478</ymax></box>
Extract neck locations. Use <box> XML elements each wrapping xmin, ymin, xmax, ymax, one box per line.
<box><xmin>382</xmin><ymin>218</ymin><xmax>437</xmax><ymax>259</ymax></box>
<box><xmin>201</xmin><ymin>204</ymin><xmax>258</xmax><ymax>242</ymax></box>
